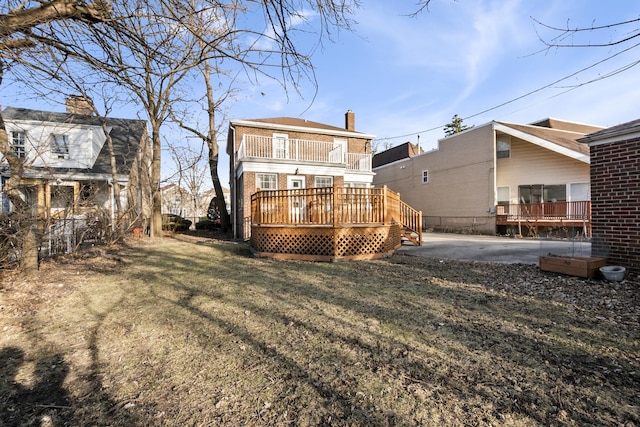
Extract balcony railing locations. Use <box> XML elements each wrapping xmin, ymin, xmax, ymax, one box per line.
<box><xmin>250</xmin><ymin>186</ymin><xmax>422</xmax><ymax>244</ymax></box>
<box><xmin>496</xmin><ymin>201</ymin><xmax>591</xmax><ymax>222</ymax></box>
<box><xmin>496</xmin><ymin>201</ymin><xmax>592</xmax><ymax>236</ymax></box>
<box><xmin>237</xmin><ymin>134</ymin><xmax>372</xmax><ymax>172</ymax></box>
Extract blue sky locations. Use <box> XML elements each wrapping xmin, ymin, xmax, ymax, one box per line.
<box><xmin>2</xmin><ymin>0</ymin><xmax>639</xmax><ymax>186</ymax></box>
<box><xmin>246</xmin><ymin>0</ymin><xmax>640</xmax><ymax>152</ymax></box>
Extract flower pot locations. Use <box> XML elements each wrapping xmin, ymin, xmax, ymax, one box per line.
<box><xmin>599</xmin><ymin>266</ymin><xmax>626</xmax><ymax>281</ymax></box>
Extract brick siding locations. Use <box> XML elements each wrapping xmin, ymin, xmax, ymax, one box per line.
<box><xmin>590</xmin><ymin>138</ymin><xmax>640</xmax><ymax>274</ymax></box>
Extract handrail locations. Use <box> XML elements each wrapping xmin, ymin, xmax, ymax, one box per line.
<box><xmin>400</xmin><ymin>200</ymin><xmax>423</xmax><ymax>245</ymax></box>
<box><xmin>496</xmin><ymin>201</ymin><xmax>591</xmax><ymax>221</ymax></box>
<box><xmin>238</xmin><ymin>134</ymin><xmax>372</xmax><ymax>172</ymax></box>
<box><xmin>250</xmin><ymin>185</ymin><xmax>422</xmax><ymax>245</ymax></box>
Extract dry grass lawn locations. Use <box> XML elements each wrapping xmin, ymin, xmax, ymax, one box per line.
<box><xmin>1</xmin><ymin>233</ymin><xmax>639</xmax><ymax>426</ymax></box>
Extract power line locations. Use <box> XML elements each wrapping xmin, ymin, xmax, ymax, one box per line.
<box><xmin>373</xmin><ymin>40</ymin><xmax>640</xmax><ymax>143</ymax></box>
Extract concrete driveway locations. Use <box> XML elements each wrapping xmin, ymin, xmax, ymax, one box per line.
<box><xmin>397</xmin><ymin>232</ymin><xmax>592</xmax><ymax>264</ymax></box>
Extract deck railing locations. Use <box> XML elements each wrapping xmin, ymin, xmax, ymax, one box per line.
<box><xmin>251</xmin><ymin>186</ymin><xmax>421</xmax><ymax>242</ymax></box>
<box><xmin>238</xmin><ymin>134</ymin><xmax>372</xmax><ymax>172</ymax></box>
<box><xmin>496</xmin><ymin>201</ymin><xmax>591</xmax><ymax>222</ymax></box>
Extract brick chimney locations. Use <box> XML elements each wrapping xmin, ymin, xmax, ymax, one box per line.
<box><xmin>66</xmin><ymin>95</ymin><xmax>94</xmax><ymax>115</ymax></box>
<box><xmin>345</xmin><ymin>110</ymin><xmax>355</xmax><ymax>131</ymax></box>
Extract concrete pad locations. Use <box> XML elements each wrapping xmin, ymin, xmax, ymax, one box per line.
<box><xmin>398</xmin><ymin>232</ymin><xmax>592</xmax><ymax>264</ymax></box>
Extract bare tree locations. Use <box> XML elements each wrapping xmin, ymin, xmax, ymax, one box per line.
<box><xmin>0</xmin><ymin>0</ymin><xmax>111</xmax><ymax>271</ymax></box>
<box><xmin>4</xmin><ymin>0</ymin><xmax>363</xmax><ymax>244</ymax></box>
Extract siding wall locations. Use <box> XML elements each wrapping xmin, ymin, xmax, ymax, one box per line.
<box><xmin>590</xmin><ymin>138</ymin><xmax>640</xmax><ymax>274</ymax></box>
<box><xmin>373</xmin><ymin>123</ymin><xmax>496</xmax><ymax>233</ymax></box>
<box><xmin>496</xmin><ymin>137</ymin><xmax>590</xmax><ymax>203</ymax></box>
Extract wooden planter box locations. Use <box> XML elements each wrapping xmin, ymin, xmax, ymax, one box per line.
<box><xmin>539</xmin><ymin>255</ymin><xmax>606</xmax><ymax>278</ymax></box>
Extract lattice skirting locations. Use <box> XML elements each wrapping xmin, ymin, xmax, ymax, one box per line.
<box><xmin>251</xmin><ymin>224</ymin><xmax>402</xmax><ymax>261</ymax></box>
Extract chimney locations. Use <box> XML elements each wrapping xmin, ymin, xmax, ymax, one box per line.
<box><xmin>345</xmin><ymin>110</ymin><xmax>355</xmax><ymax>131</ymax></box>
<box><xmin>66</xmin><ymin>95</ymin><xmax>94</xmax><ymax>115</ymax></box>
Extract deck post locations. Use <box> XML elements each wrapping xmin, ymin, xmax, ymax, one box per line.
<box><xmin>383</xmin><ymin>185</ymin><xmax>388</xmax><ymax>225</ymax></box>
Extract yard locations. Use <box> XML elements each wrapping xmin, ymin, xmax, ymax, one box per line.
<box><xmin>1</xmin><ymin>233</ymin><xmax>638</xmax><ymax>426</ymax></box>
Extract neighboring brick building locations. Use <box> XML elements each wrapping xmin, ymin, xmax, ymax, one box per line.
<box><xmin>579</xmin><ymin>118</ymin><xmax>640</xmax><ymax>275</ymax></box>
<box><xmin>226</xmin><ymin>111</ymin><xmax>375</xmax><ymax>240</ymax></box>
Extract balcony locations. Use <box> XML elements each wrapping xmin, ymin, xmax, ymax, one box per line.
<box><xmin>237</xmin><ymin>134</ymin><xmax>372</xmax><ymax>172</ymax></box>
<box><xmin>496</xmin><ymin>201</ymin><xmax>591</xmax><ymax>236</ymax></box>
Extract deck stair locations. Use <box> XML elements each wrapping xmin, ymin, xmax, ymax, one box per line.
<box><xmin>399</xmin><ymin>200</ymin><xmax>422</xmax><ymax>246</ymax></box>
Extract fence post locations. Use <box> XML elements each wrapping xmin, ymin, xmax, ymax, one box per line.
<box><xmin>383</xmin><ymin>185</ymin><xmax>388</xmax><ymax>225</ymax></box>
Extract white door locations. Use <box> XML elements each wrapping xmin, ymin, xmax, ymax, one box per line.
<box><xmin>287</xmin><ymin>176</ymin><xmax>306</xmax><ymax>222</ymax></box>
<box><xmin>329</xmin><ymin>138</ymin><xmax>346</xmax><ymax>163</ymax></box>
<box><xmin>273</xmin><ymin>133</ymin><xmax>288</xmax><ymax>159</ymax></box>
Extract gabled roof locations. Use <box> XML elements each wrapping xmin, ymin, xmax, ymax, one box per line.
<box><xmin>578</xmin><ymin>117</ymin><xmax>640</xmax><ymax>145</ymax></box>
<box><xmin>240</xmin><ymin>117</ymin><xmax>352</xmax><ymax>133</ymax></box>
<box><xmin>528</xmin><ymin>118</ymin><xmax>604</xmax><ymax>134</ymax></box>
<box><xmin>2</xmin><ymin>106</ymin><xmax>147</xmax><ymax>177</ymax></box>
<box><xmin>494</xmin><ymin>118</ymin><xmax>603</xmax><ymax>163</ymax></box>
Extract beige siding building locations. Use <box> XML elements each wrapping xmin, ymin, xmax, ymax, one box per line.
<box><xmin>373</xmin><ymin>118</ymin><xmax>603</xmax><ymax>235</ymax></box>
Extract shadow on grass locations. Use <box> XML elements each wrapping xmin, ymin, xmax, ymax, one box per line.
<box><xmin>58</xmin><ymin>237</ymin><xmax>640</xmax><ymax>425</ymax></box>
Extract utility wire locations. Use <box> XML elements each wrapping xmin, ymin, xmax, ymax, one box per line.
<box><xmin>373</xmin><ymin>40</ymin><xmax>640</xmax><ymax>144</ymax></box>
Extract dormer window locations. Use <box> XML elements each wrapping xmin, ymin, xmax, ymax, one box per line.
<box><xmin>10</xmin><ymin>131</ymin><xmax>26</xmax><ymax>159</ymax></box>
<box><xmin>50</xmin><ymin>134</ymin><xmax>69</xmax><ymax>159</ymax></box>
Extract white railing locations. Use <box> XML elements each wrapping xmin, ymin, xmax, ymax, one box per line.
<box><xmin>238</xmin><ymin>135</ymin><xmax>372</xmax><ymax>172</ymax></box>
<box><xmin>346</xmin><ymin>153</ymin><xmax>372</xmax><ymax>172</ymax></box>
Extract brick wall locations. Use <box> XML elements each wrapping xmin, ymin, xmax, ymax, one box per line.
<box><xmin>590</xmin><ymin>138</ymin><xmax>640</xmax><ymax>274</ymax></box>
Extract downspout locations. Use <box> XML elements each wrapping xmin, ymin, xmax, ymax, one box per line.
<box><xmin>107</xmin><ymin>178</ymin><xmax>115</xmax><ymax>232</ymax></box>
<box><xmin>230</xmin><ymin>125</ymin><xmax>237</xmax><ymax>239</ymax></box>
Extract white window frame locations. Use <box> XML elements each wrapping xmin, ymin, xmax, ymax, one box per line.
<box><xmin>11</xmin><ymin>131</ymin><xmax>26</xmax><ymax>159</ymax></box>
<box><xmin>314</xmin><ymin>176</ymin><xmax>333</xmax><ymax>188</ymax></box>
<box><xmin>257</xmin><ymin>173</ymin><xmax>277</xmax><ymax>191</ymax></box>
<box><xmin>50</xmin><ymin>134</ymin><xmax>70</xmax><ymax>159</ymax></box>
<box><xmin>497</xmin><ymin>186</ymin><xmax>510</xmax><ymax>204</ymax></box>
<box><xmin>497</xmin><ymin>134</ymin><xmax>511</xmax><ymax>159</ymax></box>
<box><xmin>422</xmin><ymin>170</ymin><xmax>429</xmax><ymax>184</ymax></box>
<box><xmin>272</xmin><ymin>133</ymin><xmax>288</xmax><ymax>159</ymax></box>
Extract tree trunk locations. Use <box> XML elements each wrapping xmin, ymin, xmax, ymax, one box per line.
<box><xmin>207</xmin><ymin>147</ymin><xmax>230</xmax><ymax>231</ymax></box>
<box><xmin>202</xmin><ymin>59</ymin><xmax>230</xmax><ymax>232</ymax></box>
<box><xmin>150</xmin><ymin>121</ymin><xmax>164</xmax><ymax>238</ymax></box>
<box><xmin>0</xmin><ymin>108</ymin><xmax>39</xmax><ymax>272</ymax></box>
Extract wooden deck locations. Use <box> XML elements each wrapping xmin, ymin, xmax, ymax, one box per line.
<box><xmin>250</xmin><ymin>186</ymin><xmax>422</xmax><ymax>261</ymax></box>
<box><xmin>496</xmin><ymin>201</ymin><xmax>591</xmax><ymax>236</ymax></box>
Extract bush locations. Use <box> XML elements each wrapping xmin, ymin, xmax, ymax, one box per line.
<box><xmin>195</xmin><ymin>219</ymin><xmax>220</xmax><ymax>231</ymax></box>
<box><xmin>162</xmin><ymin>214</ymin><xmax>192</xmax><ymax>231</ymax></box>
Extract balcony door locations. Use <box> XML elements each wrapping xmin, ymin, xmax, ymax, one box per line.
<box><xmin>273</xmin><ymin>133</ymin><xmax>288</xmax><ymax>159</ymax></box>
<box><xmin>287</xmin><ymin>176</ymin><xmax>306</xmax><ymax>222</ymax></box>
<box><xmin>329</xmin><ymin>138</ymin><xmax>346</xmax><ymax>163</ymax></box>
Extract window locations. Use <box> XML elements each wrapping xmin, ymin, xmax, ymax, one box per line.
<box><xmin>497</xmin><ymin>186</ymin><xmax>510</xmax><ymax>205</ymax></box>
<box><xmin>519</xmin><ymin>184</ymin><xmax>566</xmax><ymax>203</ymax></box>
<box><xmin>257</xmin><ymin>173</ymin><xmax>277</xmax><ymax>190</ymax></box>
<box><xmin>80</xmin><ymin>183</ymin><xmax>97</xmax><ymax>204</ymax></box>
<box><xmin>496</xmin><ymin>134</ymin><xmax>511</xmax><ymax>159</ymax></box>
<box><xmin>50</xmin><ymin>134</ymin><xmax>69</xmax><ymax>159</ymax></box>
<box><xmin>422</xmin><ymin>170</ymin><xmax>429</xmax><ymax>184</ymax></box>
<box><xmin>314</xmin><ymin>176</ymin><xmax>333</xmax><ymax>188</ymax></box>
<box><xmin>10</xmin><ymin>131</ymin><xmax>26</xmax><ymax>159</ymax></box>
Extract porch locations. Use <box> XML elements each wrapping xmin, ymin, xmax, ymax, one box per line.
<box><xmin>250</xmin><ymin>186</ymin><xmax>422</xmax><ymax>261</ymax></box>
<box><xmin>496</xmin><ymin>201</ymin><xmax>591</xmax><ymax>237</ymax></box>
<box><xmin>237</xmin><ymin>134</ymin><xmax>372</xmax><ymax>172</ymax></box>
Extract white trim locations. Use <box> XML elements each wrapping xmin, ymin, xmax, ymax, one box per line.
<box><xmin>287</xmin><ymin>175</ymin><xmax>306</xmax><ymax>189</ymax></box>
<box><xmin>230</xmin><ymin>119</ymin><xmax>375</xmax><ymax>139</ymax></box>
<box><xmin>493</xmin><ymin>122</ymin><xmax>590</xmax><ymax>164</ymax></box>
<box><xmin>579</xmin><ymin>130</ymin><xmax>640</xmax><ymax>146</ymax></box>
